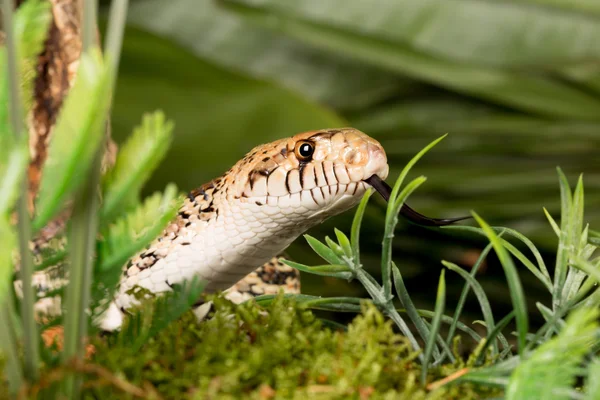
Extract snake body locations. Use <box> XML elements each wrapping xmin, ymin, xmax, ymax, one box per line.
<box><xmin>92</xmin><ymin>128</ymin><xmax>388</xmax><ymax>329</ymax></box>
<box><xmin>27</xmin><ymin>128</ymin><xmax>465</xmax><ymax>331</ymax></box>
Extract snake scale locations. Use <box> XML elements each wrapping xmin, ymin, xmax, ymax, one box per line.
<box><xmin>26</xmin><ymin>128</ymin><xmax>464</xmax><ymax>331</ymax></box>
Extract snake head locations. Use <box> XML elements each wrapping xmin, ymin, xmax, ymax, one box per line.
<box><xmin>223</xmin><ymin>128</ymin><xmax>389</xmax><ymax>223</ymax></box>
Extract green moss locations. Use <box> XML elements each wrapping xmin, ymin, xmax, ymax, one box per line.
<box><xmin>4</xmin><ymin>295</ymin><xmax>502</xmax><ymax>399</ymax></box>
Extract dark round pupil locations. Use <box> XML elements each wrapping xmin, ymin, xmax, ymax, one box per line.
<box><xmin>299</xmin><ymin>143</ymin><xmax>313</xmax><ymax>157</ymax></box>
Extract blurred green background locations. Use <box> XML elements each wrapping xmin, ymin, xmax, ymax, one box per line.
<box><xmin>101</xmin><ymin>0</ymin><xmax>600</xmax><ymax>323</ymax></box>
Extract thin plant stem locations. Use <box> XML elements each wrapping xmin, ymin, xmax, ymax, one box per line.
<box><xmin>104</xmin><ymin>0</ymin><xmax>129</xmax><ymax>86</ymax></box>
<box><xmin>62</xmin><ymin>0</ymin><xmax>102</xmax><ymax>397</ymax></box>
<box><xmin>0</xmin><ymin>299</ymin><xmax>23</xmax><ymax>395</ymax></box>
<box><xmin>2</xmin><ymin>0</ymin><xmax>40</xmax><ymax>382</ymax></box>
<box><xmin>81</xmin><ymin>0</ymin><xmax>97</xmax><ymax>52</ymax></box>
<box><xmin>355</xmin><ymin>268</ymin><xmax>424</xmax><ymax>362</ymax></box>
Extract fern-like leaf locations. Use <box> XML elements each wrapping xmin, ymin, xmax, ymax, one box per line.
<box><xmin>102</xmin><ymin>111</ymin><xmax>174</xmax><ymax>221</ymax></box>
<box><xmin>117</xmin><ymin>277</ymin><xmax>206</xmax><ymax>352</ymax></box>
<box><xmin>91</xmin><ymin>184</ymin><xmax>181</xmax><ymax>314</ymax></box>
<box><xmin>506</xmin><ymin>307</ymin><xmax>599</xmax><ymax>400</ymax></box>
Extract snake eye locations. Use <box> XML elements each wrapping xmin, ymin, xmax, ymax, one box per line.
<box><xmin>295</xmin><ymin>141</ymin><xmax>314</xmax><ymax>161</ymax></box>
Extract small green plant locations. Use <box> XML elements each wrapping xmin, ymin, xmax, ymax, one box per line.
<box><xmin>265</xmin><ymin>137</ymin><xmax>600</xmax><ymax>394</ymax></box>
<box><xmin>0</xmin><ymin>0</ymin><xmax>204</xmax><ymax>398</ymax></box>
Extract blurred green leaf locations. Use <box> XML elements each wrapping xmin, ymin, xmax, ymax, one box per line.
<box><xmin>98</xmin><ymin>183</ymin><xmax>181</xmax><ymax>274</ymax></box>
<box><xmin>126</xmin><ymin>0</ymin><xmax>414</xmax><ymax>110</ymax></box>
<box><xmin>584</xmin><ymin>358</ymin><xmax>600</xmax><ymax>400</ymax></box>
<box><xmin>12</xmin><ymin>0</ymin><xmax>52</xmax><ymax>110</ymax></box>
<box><xmin>35</xmin><ymin>50</ymin><xmax>113</xmax><ymax>231</ymax></box>
<box><xmin>223</xmin><ymin>0</ymin><xmax>600</xmax><ymax>68</ymax></box>
<box><xmin>223</xmin><ymin>0</ymin><xmax>600</xmax><ymax>119</ymax></box>
<box><xmin>0</xmin><ymin>218</ymin><xmax>16</xmax><ymax>304</ymax></box>
<box><xmin>102</xmin><ymin>110</ymin><xmax>174</xmax><ymax>221</ymax></box>
<box><xmin>506</xmin><ymin>307</ymin><xmax>598</xmax><ymax>400</ymax></box>
<box><xmin>111</xmin><ymin>26</ymin><xmax>344</xmax><ymax>193</ymax></box>
<box><xmin>0</xmin><ymin>141</ymin><xmax>27</xmax><ymax>217</ymax></box>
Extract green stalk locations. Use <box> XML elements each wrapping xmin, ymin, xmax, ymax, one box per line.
<box><xmin>104</xmin><ymin>0</ymin><xmax>129</xmax><ymax>82</ymax></box>
<box><xmin>62</xmin><ymin>0</ymin><xmax>101</xmax><ymax>397</ymax></box>
<box><xmin>0</xmin><ymin>300</ymin><xmax>23</xmax><ymax>395</ymax></box>
<box><xmin>2</xmin><ymin>0</ymin><xmax>39</xmax><ymax>382</ymax></box>
<box><xmin>421</xmin><ymin>270</ymin><xmax>445</xmax><ymax>386</ymax></box>
<box><xmin>81</xmin><ymin>0</ymin><xmax>97</xmax><ymax>52</ymax></box>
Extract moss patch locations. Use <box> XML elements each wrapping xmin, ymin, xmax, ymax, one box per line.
<box><xmin>3</xmin><ymin>296</ymin><xmax>503</xmax><ymax>399</ymax></box>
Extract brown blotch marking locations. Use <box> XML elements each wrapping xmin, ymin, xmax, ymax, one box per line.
<box><xmin>262</xmin><ymin>157</ymin><xmax>270</xmax><ymax>162</ymax></box>
<box><xmin>255</xmin><ymin>201</ymin><xmax>263</xmax><ymax>206</ymax></box>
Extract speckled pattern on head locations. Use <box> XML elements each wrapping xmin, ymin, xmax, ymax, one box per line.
<box><xmin>97</xmin><ymin>128</ymin><xmax>389</xmax><ymax>330</ymax></box>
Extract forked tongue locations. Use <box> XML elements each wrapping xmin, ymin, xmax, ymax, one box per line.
<box><xmin>364</xmin><ymin>175</ymin><xmax>471</xmax><ymax>227</ymax></box>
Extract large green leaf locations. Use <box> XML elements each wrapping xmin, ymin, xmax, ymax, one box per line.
<box><xmin>125</xmin><ymin>0</ymin><xmax>413</xmax><ymax>110</ymax></box>
<box><xmin>223</xmin><ymin>0</ymin><xmax>600</xmax><ymax>68</ymax></box>
<box><xmin>222</xmin><ymin>0</ymin><xmax>600</xmax><ymax>119</ymax></box>
<box><xmin>111</xmin><ymin>26</ymin><xmax>344</xmax><ymax>192</ymax></box>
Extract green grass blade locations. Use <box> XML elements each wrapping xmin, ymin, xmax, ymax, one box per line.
<box><xmin>443</xmin><ymin>225</ymin><xmax>551</xmax><ymax>289</ymax></box>
<box><xmin>281</xmin><ymin>260</ymin><xmax>353</xmax><ymax>279</ymax></box>
<box><xmin>386</xmin><ymin>135</ymin><xmax>446</xmax><ymax>215</ymax></box>
<box><xmin>334</xmin><ymin>228</ymin><xmax>352</xmax><ymax>260</ymax></box>
<box><xmin>0</xmin><ymin>299</ymin><xmax>23</xmax><ymax>395</ymax></box>
<box><xmin>543</xmin><ymin>207</ymin><xmax>561</xmax><ymax>237</ymax></box>
<box><xmin>561</xmin><ymin>174</ymin><xmax>586</xmax><ymax>302</ymax></box>
<box><xmin>304</xmin><ymin>235</ymin><xmax>343</xmax><ymax>265</ymax></box>
<box><xmin>476</xmin><ymin>311</ymin><xmax>516</xmax><ymax>365</ymax></box>
<box><xmin>446</xmin><ymin>242</ymin><xmax>494</xmax><ymax>348</ymax></box>
<box><xmin>324</xmin><ymin>236</ymin><xmax>346</xmax><ymax>258</ymax></box>
<box><xmin>473</xmin><ymin>212</ymin><xmax>529</xmax><ymax>355</ymax></box>
<box><xmin>381</xmin><ymin>176</ymin><xmax>426</xmax><ymax>300</ymax></box>
<box><xmin>392</xmin><ymin>262</ymin><xmax>434</xmax><ymax>354</ymax></box>
<box><xmin>350</xmin><ymin>189</ymin><xmax>372</xmax><ymax>268</ymax></box>
<box><xmin>415</xmin><ymin>309</ymin><xmax>482</xmax><ymax>343</ymax></box>
<box><xmin>443</xmin><ymin>260</ymin><xmax>498</xmax><ymax>356</ymax></box>
<box><xmin>501</xmin><ymin>240</ymin><xmax>552</xmax><ymax>292</ymax></box>
<box><xmin>0</xmin><ymin>143</ymin><xmax>27</xmax><ymax>217</ymax></box>
<box><xmin>499</xmin><ymin>227</ymin><xmax>551</xmax><ymax>283</ymax></box>
<box><xmin>421</xmin><ymin>270</ymin><xmax>446</xmax><ymax>385</ymax></box>
<box><xmin>2</xmin><ymin>0</ymin><xmax>39</xmax><ymax>382</ymax></box>
<box><xmin>553</xmin><ymin>167</ymin><xmax>574</xmax><ymax>310</ymax></box>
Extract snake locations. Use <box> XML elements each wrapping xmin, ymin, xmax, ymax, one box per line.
<box><xmin>25</xmin><ymin>128</ymin><xmax>466</xmax><ymax>331</ymax></box>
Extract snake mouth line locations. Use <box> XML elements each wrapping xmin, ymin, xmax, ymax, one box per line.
<box><xmin>363</xmin><ymin>175</ymin><xmax>471</xmax><ymax>227</ymax></box>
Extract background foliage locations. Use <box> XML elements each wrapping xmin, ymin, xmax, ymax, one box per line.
<box><xmin>102</xmin><ymin>0</ymin><xmax>600</xmax><ymax>315</ymax></box>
